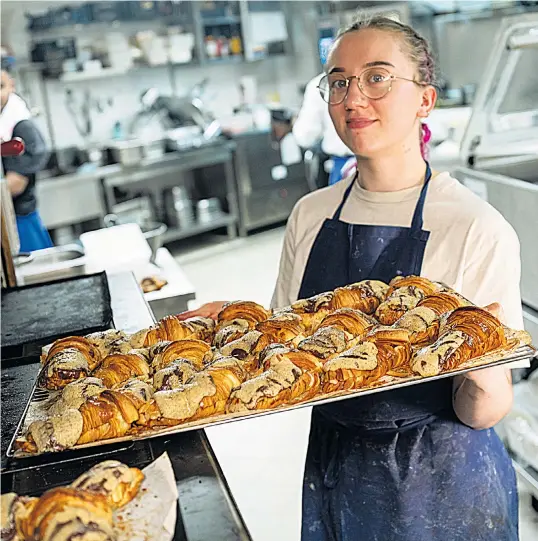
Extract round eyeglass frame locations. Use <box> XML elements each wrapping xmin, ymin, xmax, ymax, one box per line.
<box><xmin>318</xmin><ymin>67</ymin><xmax>425</xmax><ymax>104</ymax></box>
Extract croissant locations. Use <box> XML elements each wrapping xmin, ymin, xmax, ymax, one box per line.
<box><xmin>412</xmin><ymin>306</ymin><xmax>509</xmax><ymax>376</ymax></box>
<box><xmin>218</xmin><ymin>330</ymin><xmax>265</xmax><ymax>373</ymax></box>
<box><xmin>386</xmin><ymin>275</ymin><xmax>439</xmax><ymax>297</ymax></box>
<box><xmin>39</xmin><ymin>348</ymin><xmax>90</xmax><ymax>390</ymax></box>
<box><xmin>149</xmin><ymin>373</ymin><xmax>218</xmax><ymax>425</ymax></box>
<box><xmin>227</xmin><ymin>359</ymin><xmax>304</xmax><ymax>413</ymax></box>
<box><xmin>1</xmin><ymin>493</ymin><xmax>37</xmax><ymax>541</ymax></box>
<box><xmin>323</xmin><ymin>327</ymin><xmax>411</xmax><ymax>393</ymax></box>
<box><xmin>375</xmin><ymin>278</ymin><xmax>439</xmax><ymax>325</ymax></box>
<box><xmin>285</xmin><ymin>291</ymin><xmax>334</xmax><ymax>332</ymax></box>
<box><xmin>217</xmin><ymin>301</ymin><xmax>271</xmax><ymax>329</ymax></box>
<box><xmin>395</xmin><ymin>292</ymin><xmax>470</xmax><ymax>346</ymax></box>
<box><xmin>17</xmin><ymin>487</ymin><xmax>113</xmax><ymax>541</ymax></box>
<box><xmin>212</xmin><ymin>318</ymin><xmax>251</xmax><ymax>348</ymax></box>
<box><xmin>153</xmin><ymin>359</ymin><xmax>198</xmax><ymax>391</ymax></box>
<box><xmin>116</xmin><ymin>378</ymin><xmax>154</xmax><ymax>403</ymax></box>
<box><xmin>85</xmin><ymin>329</ymin><xmax>132</xmax><ymax>358</ymax></box>
<box><xmin>331</xmin><ymin>280</ymin><xmax>389</xmax><ymax>314</ymax></box>
<box><xmin>42</xmin><ymin>336</ymin><xmax>101</xmax><ymax>371</ymax></box>
<box><xmin>261</xmin><ymin>347</ymin><xmax>322</xmax><ymax>404</ymax></box>
<box><xmin>77</xmin><ymin>390</ymin><xmax>141</xmax><ymax>445</ymax></box>
<box><xmin>70</xmin><ymin>460</ymin><xmax>144</xmax><ymax>509</ymax></box>
<box><xmin>143</xmin><ymin>315</ymin><xmax>215</xmax><ymax>346</ymax></box>
<box><xmin>93</xmin><ymin>352</ymin><xmax>151</xmax><ymax>388</ymax></box>
<box><xmin>48</xmin><ymin>377</ymin><xmax>105</xmax><ymax>416</ymax></box>
<box><xmin>316</xmin><ymin>308</ymin><xmax>376</xmax><ymax>337</ymax></box>
<box><xmin>256</xmin><ymin>312</ymin><xmax>306</xmax><ymax>348</ymax></box>
<box><xmin>191</xmin><ymin>362</ymin><xmax>247</xmax><ymax>420</ymax></box>
<box><xmin>151</xmin><ymin>339</ymin><xmax>213</xmax><ymax>372</ymax></box>
<box><xmin>297</xmin><ymin>326</ymin><xmax>350</xmax><ymax>360</ymax></box>
<box><xmin>21</xmin><ymin>409</ymin><xmax>84</xmax><ymax>455</ymax></box>
<box><xmin>261</xmin><ymin>346</ymin><xmax>324</xmax><ymax>374</ymax></box>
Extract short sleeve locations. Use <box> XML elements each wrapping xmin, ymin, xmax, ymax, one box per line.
<box><xmin>4</xmin><ymin>120</ymin><xmax>49</xmax><ymax>176</ymax></box>
<box><xmin>270</xmin><ymin>206</ymin><xmax>298</xmax><ymax>310</ymax></box>
<box><xmin>461</xmin><ymin>220</ymin><xmax>523</xmax><ymax>330</ymax></box>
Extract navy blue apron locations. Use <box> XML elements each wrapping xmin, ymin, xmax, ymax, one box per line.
<box><xmin>299</xmin><ymin>163</ymin><xmax>518</xmax><ymax>541</ymax></box>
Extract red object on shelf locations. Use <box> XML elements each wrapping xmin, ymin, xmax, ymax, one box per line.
<box><xmin>1</xmin><ymin>138</ymin><xmax>25</xmax><ymax>157</ymax></box>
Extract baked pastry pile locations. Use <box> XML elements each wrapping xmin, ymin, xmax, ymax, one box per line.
<box><xmin>0</xmin><ymin>460</ymin><xmax>143</xmax><ymax>541</ymax></box>
<box><xmin>18</xmin><ymin>275</ymin><xmax>525</xmax><ymax>454</ymax></box>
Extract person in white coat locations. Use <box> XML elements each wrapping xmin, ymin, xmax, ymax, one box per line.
<box><xmin>292</xmin><ymin>73</ymin><xmax>354</xmax><ymax>185</ymax></box>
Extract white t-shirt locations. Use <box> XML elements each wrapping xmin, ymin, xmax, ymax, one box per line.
<box><xmin>271</xmin><ymin>172</ymin><xmax>524</xmax><ymax>332</ymax></box>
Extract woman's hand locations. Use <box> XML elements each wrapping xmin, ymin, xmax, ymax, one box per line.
<box><xmin>452</xmin><ymin>302</ymin><xmax>513</xmax><ymax>430</ymax></box>
<box><xmin>6</xmin><ymin>171</ymin><xmax>29</xmax><ymax>196</ymax></box>
<box><xmin>176</xmin><ymin>301</ymin><xmax>228</xmax><ymax>321</ymax></box>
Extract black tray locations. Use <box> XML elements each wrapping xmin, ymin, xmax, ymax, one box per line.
<box><xmin>1</xmin><ymin>272</ymin><xmax>113</xmax><ymax>352</ymax></box>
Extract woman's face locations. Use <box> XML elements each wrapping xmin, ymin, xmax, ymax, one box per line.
<box><xmin>326</xmin><ymin>29</ymin><xmax>436</xmax><ymax>157</ymax></box>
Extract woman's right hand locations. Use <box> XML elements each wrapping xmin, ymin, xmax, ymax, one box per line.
<box><xmin>176</xmin><ymin>301</ymin><xmax>228</xmax><ymax>321</ymax></box>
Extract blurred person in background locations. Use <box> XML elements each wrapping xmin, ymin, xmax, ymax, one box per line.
<box><xmin>293</xmin><ymin>71</ymin><xmax>355</xmax><ymax>186</ymax></box>
<box><xmin>1</xmin><ymin>56</ymin><xmax>52</xmax><ymax>252</ymax></box>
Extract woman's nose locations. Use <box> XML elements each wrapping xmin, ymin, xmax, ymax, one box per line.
<box><xmin>344</xmin><ymin>79</ymin><xmax>368</xmax><ymax>109</ymax></box>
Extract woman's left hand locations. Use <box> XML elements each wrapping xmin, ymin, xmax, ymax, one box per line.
<box><xmin>461</xmin><ymin>302</ymin><xmax>511</xmax><ymax>385</ymax></box>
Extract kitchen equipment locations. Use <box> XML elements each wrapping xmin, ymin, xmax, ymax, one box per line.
<box><xmin>103</xmin><ymin>212</ymin><xmax>166</xmax><ymax>265</ymax></box>
<box><xmin>168</xmin><ymin>33</ymin><xmax>195</xmax><ymax>64</ymax></box>
<box><xmin>0</xmin><ymin>272</ymin><xmax>112</xmax><ymax>351</ymax></box>
<box><xmin>164</xmin><ymin>186</ymin><xmax>195</xmax><ymax>229</ymax></box>
<box><xmin>143</xmin><ymin>139</ymin><xmax>164</xmax><ymax>160</ymax></box>
<box><xmin>110</xmin><ymin>196</ymin><xmax>154</xmax><ymax>225</ymax></box>
<box><xmin>456</xmin><ymin>14</ymin><xmax>538</xmax><ymax>337</ymax></box>
<box><xmin>197</xmin><ymin>197</ymin><xmax>224</xmax><ymax>225</ymax></box>
<box><xmin>140</xmin><ymin>222</ymin><xmax>167</xmax><ymax>263</ymax></box>
<box><xmin>137</xmin><ymin>79</ymin><xmax>222</xmax><ymax>143</ymax></box>
<box><xmin>15</xmin><ymin>244</ymin><xmax>87</xmax><ymax>286</ymax></box>
<box><xmin>109</xmin><ymin>139</ymin><xmax>144</xmax><ymax>166</ymax></box>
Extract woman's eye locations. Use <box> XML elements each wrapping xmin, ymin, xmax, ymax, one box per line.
<box><xmin>367</xmin><ymin>73</ymin><xmax>387</xmax><ymax>85</ymax></box>
<box><xmin>330</xmin><ymin>79</ymin><xmax>347</xmax><ymax>90</ymax></box>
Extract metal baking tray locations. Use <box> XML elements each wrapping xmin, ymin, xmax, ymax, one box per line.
<box><xmin>7</xmin><ymin>330</ymin><xmax>535</xmax><ymax>459</ymax></box>
<box><xmin>1</xmin><ymin>272</ymin><xmax>112</xmax><ymax>351</ymax></box>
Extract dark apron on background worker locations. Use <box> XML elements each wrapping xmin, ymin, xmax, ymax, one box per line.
<box><xmin>299</xmin><ymin>163</ymin><xmax>518</xmax><ymax>541</ymax></box>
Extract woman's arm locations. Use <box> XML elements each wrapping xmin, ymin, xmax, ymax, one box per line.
<box><xmin>3</xmin><ymin>119</ymin><xmax>50</xmax><ymax>177</ymax></box>
<box><xmin>452</xmin><ymin>214</ymin><xmax>523</xmax><ymax>429</ymax></box>
<box><xmin>453</xmin><ymin>366</ymin><xmax>512</xmax><ymax>430</ymax></box>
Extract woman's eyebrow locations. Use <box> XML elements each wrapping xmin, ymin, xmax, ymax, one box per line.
<box><xmin>328</xmin><ymin>61</ymin><xmax>395</xmax><ymax>74</ymax></box>
<box><xmin>364</xmin><ymin>61</ymin><xmax>395</xmax><ymax>68</ymax></box>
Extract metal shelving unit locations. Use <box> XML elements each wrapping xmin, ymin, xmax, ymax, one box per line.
<box><xmin>162</xmin><ymin>215</ymin><xmax>237</xmax><ymax>243</ymax></box>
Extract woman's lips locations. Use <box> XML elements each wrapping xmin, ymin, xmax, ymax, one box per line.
<box><xmin>346</xmin><ymin>118</ymin><xmax>377</xmax><ymax>129</ymax></box>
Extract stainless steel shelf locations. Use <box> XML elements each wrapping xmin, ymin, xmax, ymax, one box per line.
<box><xmin>162</xmin><ymin>215</ymin><xmax>237</xmax><ymax>243</ymax></box>
<box><xmin>201</xmin><ymin>16</ymin><xmax>241</xmax><ymax>26</ymax></box>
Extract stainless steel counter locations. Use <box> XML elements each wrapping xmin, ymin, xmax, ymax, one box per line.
<box><xmin>36</xmin><ymin>141</ymin><xmax>240</xmax><ymax>242</ymax></box>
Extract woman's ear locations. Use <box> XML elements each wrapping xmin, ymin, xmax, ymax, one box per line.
<box><xmin>417</xmin><ymin>86</ymin><xmax>437</xmax><ymax>119</ymax></box>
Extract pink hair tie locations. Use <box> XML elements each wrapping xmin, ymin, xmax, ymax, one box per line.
<box><xmin>422</xmin><ymin>122</ymin><xmax>432</xmax><ymax>143</ymax></box>
<box><xmin>420</xmin><ymin>122</ymin><xmax>432</xmax><ymax>160</ymax></box>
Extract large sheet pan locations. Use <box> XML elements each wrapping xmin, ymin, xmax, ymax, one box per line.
<box><xmin>8</xmin><ymin>327</ymin><xmax>534</xmax><ymax>459</ymax></box>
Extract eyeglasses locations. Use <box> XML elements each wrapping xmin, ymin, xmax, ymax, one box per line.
<box><xmin>318</xmin><ymin>67</ymin><xmax>424</xmax><ymax>104</ymax></box>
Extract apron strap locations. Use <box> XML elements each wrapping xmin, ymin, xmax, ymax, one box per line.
<box><xmin>410</xmin><ymin>161</ymin><xmax>433</xmax><ymax>232</ymax></box>
<box><xmin>332</xmin><ymin>174</ymin><xmax>356</xmax><ymax>220</ymax></box>
<box><xmin>332</xmin><ymin>162</ymin><xmax>433</xmax><ymax>227</ymax></box>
